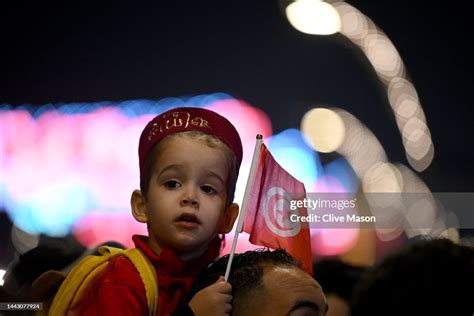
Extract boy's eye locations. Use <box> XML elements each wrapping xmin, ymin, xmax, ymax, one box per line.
<box><xmin>201</xmin><ymin>185</ymin><xmax>217</xmax><ymax>194</ymax></box>
<box><xmin>164</xmin><ymin>180</ymin><xmax>181</xmax><ymax>189</ymax></box>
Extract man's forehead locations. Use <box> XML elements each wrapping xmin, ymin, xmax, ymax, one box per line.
<box><xmin>262</xmin><ymin>265</ymin><xmax>319</xmax><ymax>287</ymax></box>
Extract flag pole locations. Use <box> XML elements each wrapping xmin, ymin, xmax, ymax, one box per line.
<box><xmin>224</xmin><ymin>134</ymin><xmax>263</xmax><ymax>281</ymax></box>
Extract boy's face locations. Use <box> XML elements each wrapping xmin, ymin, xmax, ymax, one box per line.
<box><xmin>132</xmin><ymin>135</ymin><xmax>238</xmax><ymax>260</ymax></box>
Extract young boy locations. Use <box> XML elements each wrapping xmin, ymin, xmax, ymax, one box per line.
<box><xmin>79</xmin><ymin>107</ymin><xmax>242</xmax><ymax>315</ymax></box>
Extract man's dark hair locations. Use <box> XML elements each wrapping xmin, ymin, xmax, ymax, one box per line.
<box><xmin>313</xmin><ymin>258</ymin><xmax>366</xmax><ymax>302</ymax></box>
<box><xmin>189</xmin><ymin>248</ymin><xmax>300</xmax><ymax>314</ymax></box>
<box><xmin>351</xmin><ymin>238</ymin><xmax>474</xmax><ymax>316</ymax></box>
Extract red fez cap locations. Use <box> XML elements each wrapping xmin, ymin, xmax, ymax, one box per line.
<box><xmin>138</xmin><ymin>107</ymin><xmax>243</xmax><ymax>175</ymax></box>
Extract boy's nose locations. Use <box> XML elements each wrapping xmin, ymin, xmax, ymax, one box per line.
<box><xmin>180</xmin><ymin>189</ymin><xmax>199</xmax><ymax>207</ymax></box>
<box><xmin>180</xmin><ymin>197</ymin><xmax>198</xmax><ymax>206</ymax></box>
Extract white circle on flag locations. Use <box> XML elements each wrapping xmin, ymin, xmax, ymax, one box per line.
<box><xmin>264</xmin><ymin>187</ymin><xmax>301</xmax><ymax>237</ymax></box>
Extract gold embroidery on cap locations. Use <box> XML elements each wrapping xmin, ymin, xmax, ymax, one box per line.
<box><xmin>191</xmin><ymin>116</ymin><xmax>211</xmax><ymax>128</ymax></box>
<box><xmin>147</xmin><ymin>110</ymin><xmax>211</xmax><ymax>141</ymax></box>
<box><xmin>165</xmin><ymin>111</ymin><xmax>189</xmax><ymax>130</ymax></box>
<box><xmin>147</xmin><ymin>122</ymin><xmax>160</xmax><ymax>141</ymax></box>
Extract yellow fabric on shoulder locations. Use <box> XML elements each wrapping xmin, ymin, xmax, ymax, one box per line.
<box><xmin>46</xmin><ymin>246</ymin><xmax>158</xmax><ymax>316</ymax></box>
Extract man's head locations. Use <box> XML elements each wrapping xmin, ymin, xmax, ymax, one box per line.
<box><xmin>193</xmin><ymin>249</ymin><xmax>328</xmax><ymax>316</ymax></box>
<box><xmin>131</xmin><ymin>107</ymin><xmax>242</xmax><ymax>259</ymax></box>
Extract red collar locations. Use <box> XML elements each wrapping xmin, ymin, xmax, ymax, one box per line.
<box><xmin>132</xmin><ymin>234</ymin><xmax>221</xmax><ymax>278</ymax></box>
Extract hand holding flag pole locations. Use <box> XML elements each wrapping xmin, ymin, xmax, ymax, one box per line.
<box><xmin>224</xmin><ymin>134</ymin><xmax>313</xmax><ymax>281</ymax></box>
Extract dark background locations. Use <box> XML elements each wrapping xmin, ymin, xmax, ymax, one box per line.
<box><xmin>1</xmin><ymin>0</ymin><xmax>473</xmax><ymax>192</ymax></box>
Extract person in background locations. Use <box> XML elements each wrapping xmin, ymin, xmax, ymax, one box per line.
<box><xmin>351</xmin><ymin>237</ymin><xmax>474</xmax><ymax>315</ymax></box>
<box><xmin>312</xmin><ymin>259</ymin><xmax>365</xmax><ymax>316</ymax></box>
<box><xmin>1</xmin><ymin>233</ymin><xmax>89</xmax><ymax>300</ymax></box>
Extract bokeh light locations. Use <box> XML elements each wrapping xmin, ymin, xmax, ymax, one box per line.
<box><xmin>268</xmin><ymin>128</ymin><xmax>321</xmax><ymax>191</ymax></box>
<box><xmin>335</xmin><ymin>1</ymin><xmax>370</xmax><ymax>40</ymax></box>
<box><xmin>311</xmin><ymin>228</ymin><xmax>360</xmax><ymax>256</ymax></box>
<box><xmin>363</xmin><ymin>32</ymin><xmax>404</xmax><ymax>81</ymax></box>
<box><xmin>73</xmin><ymin>211</ymin><xmax>147</xmax><ymax>248</ymax></box>
<box><xmin>0</xmin><ymin>269</ymin><xmax>6</xmax><ymax>286</ymax></box>
<box><xmin>334</xmin><ymin>109</ymin><xmax>387</xmax><ymax>179</ymax></box>
<box><xmin>0</xmin><ymin>94</ymin><xmax>275</xmax><ymax>251</ymax></box>
<box><xmin>322</xmin><ymin>158</ymin><xmax>359</xmax><ymax>193</ymax></box>
<box><xmin>301</xmin><ymin>108</ymin><xmax>345</xmax><ymax>153</ymax></box>
<box><xmin>333</xmin><ymin>2</ymin><xmax>435</xmax><ymax>172</ymax></box>
<box><xmin>286</xmin><ymin>0</ymin><xmax>341</xmax><ymax>35</ymax></box>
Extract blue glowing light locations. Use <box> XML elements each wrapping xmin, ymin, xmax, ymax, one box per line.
<box><xmin>267</xmin><ymin>128</ymin><xmax>322</xmax><ymax>191</ymax></box>
<box><xmin>324</xmin><ymin>158</ymin><xmax>359</xmax><ymax>192</ymax></box>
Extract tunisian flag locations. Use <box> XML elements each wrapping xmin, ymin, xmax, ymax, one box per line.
<box><xmin>241</xmin><ymin>142</ymin><xmax>313</xmax><ymax>275</ymax></box>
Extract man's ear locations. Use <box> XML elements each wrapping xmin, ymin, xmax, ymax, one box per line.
<box><xmin>131</xmin><ymin>189</ymin><xmax>148</xmax><ymax>223</ymax></box>
<box><xmin>218</xmin><ymin>203</ymin><xmax>239</xmax><ymax>233</ymax></box>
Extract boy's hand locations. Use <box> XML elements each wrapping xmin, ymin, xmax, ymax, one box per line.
<box><xmin>188</xmin><ymin>276</ymin><xmax>232</xmax><ymax>316</ymax></box>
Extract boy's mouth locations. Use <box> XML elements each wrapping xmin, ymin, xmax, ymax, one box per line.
<box><xmin>175</xmin><ymin>213</ymin><xmax>200</xmax><ymax>224</ymax></box>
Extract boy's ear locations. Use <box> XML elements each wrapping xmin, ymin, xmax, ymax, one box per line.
<box><xmin>131</xmin><ymin>190</ymin><xmax>148</xmax><ymax>223</ymax></box>
<box><xmin>218</xmin><ymin>203</ymin><xmax>239</xmax><ymax>234</ymax></box>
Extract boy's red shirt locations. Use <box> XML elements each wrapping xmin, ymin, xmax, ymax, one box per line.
<box><xmin>79</xmin><ymin>234</ymin><xmax>221</xmax><ymax>315</ymax></box>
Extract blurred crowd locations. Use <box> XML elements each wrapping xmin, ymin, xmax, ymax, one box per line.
<box><xmin>1</xmin><ymin>233</ymin><xmax>472</xmax><ymax>316</ymax></box>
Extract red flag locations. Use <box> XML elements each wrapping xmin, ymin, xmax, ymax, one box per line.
<box><xmin>242</xmin><ymin>143</ymin><xmax>313</xmax><ymax>275</ymax></box>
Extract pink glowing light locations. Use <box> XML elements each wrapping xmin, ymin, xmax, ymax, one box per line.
<box><xmin>73</xmin><ymin>211</ymin><xmax>148</xmax><ymax>248</ymax></box>
<box><xmin>311</xmin><ymin>228</ymin><xmax>360</xmax><ymax>256</ymax></box>
<box><xmin>310</xmin><ymin>175</ymin><xmax>360</xmax><ymax>256</ymax></box>
<box><xmin>206</xmin><ymin>99</ymin><xmax>273</xmax><ymax>163</ymax></box>
<box><xmin>3</xmin><ymin>99</ymin><xmax>360</xmax><ymax>258</ymax></box>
